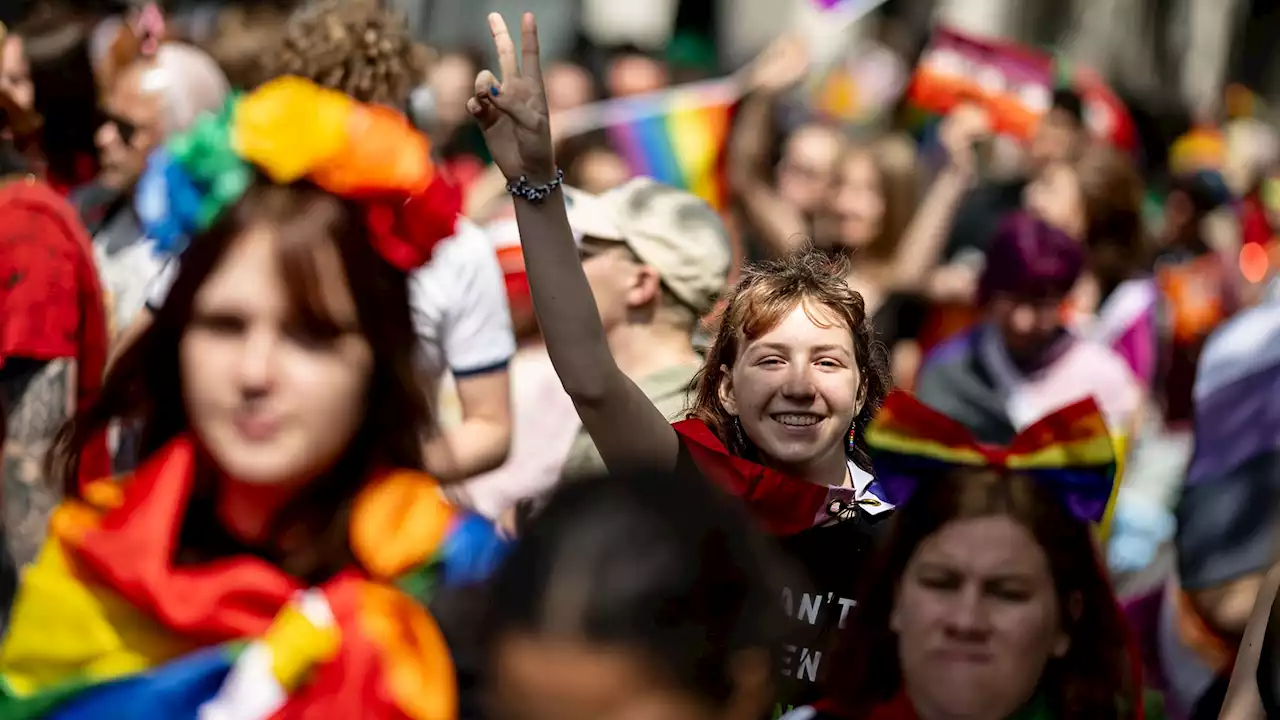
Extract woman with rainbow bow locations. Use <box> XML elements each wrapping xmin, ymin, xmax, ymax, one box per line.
<box><xmin>785</xmin><ymin>391</ymin><xmax>1159</xmax><ymax>720</ymax></box>
<box><xmin>0</xmin><ymin>75</ymin><xmax>499</xmax><ymax>720</ymax></box>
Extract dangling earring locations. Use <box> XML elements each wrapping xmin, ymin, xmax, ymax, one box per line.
<box><xmin>847</xmin><ymin>422</ymin><xmax>857</xmax><ymax>454</ymax></box>
<box><xmin>733</xmin><ymin>416</ymin><xmax>747</xmax><ymax>451</ymax></box>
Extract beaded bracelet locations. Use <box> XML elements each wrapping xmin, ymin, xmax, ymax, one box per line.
<box><xmin>506</xmin><ymin>168</ymin><xmax>564</xmax><ymax>203</ymax></box>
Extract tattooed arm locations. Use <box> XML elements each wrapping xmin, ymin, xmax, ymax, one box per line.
<box><xmin>0</xmin><ymin>357</ymin><xmax>75</xmax><ymax>567</ymax></box>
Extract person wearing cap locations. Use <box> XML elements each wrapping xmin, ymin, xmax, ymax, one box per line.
<box><xmin>562</xmin><ymin>177</ymin><xmax>732</xmax><ymax>478</ymax></box>
<box><xmin>448</xmin><ymin>178</ymin><xmax>732</xmax><ymax>522</ymax></box>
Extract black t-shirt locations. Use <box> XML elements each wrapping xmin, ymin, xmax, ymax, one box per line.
<box><xmin>672</xmin><ymin>439</ymin><xmax>894</xmax><ymax>716</ymax></box>
<box><xmin>771</xmin><ymin>516</ymin><xmax>890</xmax><ymax>716</ymax></box>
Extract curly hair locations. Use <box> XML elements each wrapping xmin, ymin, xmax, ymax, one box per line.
<box><xmin>272</xmin><ymin>0</ymin><xmax>430</xmax><ymax>107</ymax></box>
<box><xmin>688</xmin><ymin>249</ymin><xmax>889</xmax><ymax>473</ymax></box>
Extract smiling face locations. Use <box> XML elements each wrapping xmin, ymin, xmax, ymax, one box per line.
<box><xmin>179</xmin><ymin>223</ymin><xmax>374</xmax><ymax>488</ymax></box>
<box><xmin>719</xmin><ymin>301</ymin><xmax>863</xmax><ymax>481</ymax></box>
<box><xmin>892</xmin><ymin>515</ymin><xmax>1068</xmax><ymax>719</ymax></box>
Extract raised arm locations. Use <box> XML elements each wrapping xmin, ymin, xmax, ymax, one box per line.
<box><xmin>466</xmin><ymin>12</ymin><xmax>679</xmax><ymax>474</ymax></box>
<box><xmin>726</xmin><ymin>35</ymin><xmax>811</xmax><ymax>257</ymax></box>
<box><xmin>884</xmin><ymin>104</ymin><xmax>988</xmax><ymax>294</ymax></box>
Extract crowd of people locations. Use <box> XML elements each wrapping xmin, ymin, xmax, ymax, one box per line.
<box><xmin>0</xmin><ymin>0</ymin><xmax>1279</xmax><ymax>718</ymax></box>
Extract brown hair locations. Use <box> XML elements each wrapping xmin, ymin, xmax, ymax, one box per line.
<box><xmin>271</xmin><ymin>0</ymin><xmax>430</xmax><ymax>107</ymax></box>
<box><xmin>827</xmin><ymin>468</ymin><xmax>1137</xmax><ymax>719</ymax></box>
<box><xmin>859</xmin><ymin>134</ymin><xmax>921</xmax><ymax>263</ymax></box>
<box><xmin>1073</xmin><ymin>143</ymin><xmax>1151</xmax><ymax>298</ymax></box>
<box><xmin>50</xmin><ymin>180</ymin><xmax>433</xmax><ymax>583</ymax></box>
<box><xmin>689</xmin><ymin>250</ymin><xmax>889</xmax><ymax>472</ymax></box>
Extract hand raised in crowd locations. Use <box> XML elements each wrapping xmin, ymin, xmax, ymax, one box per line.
<box><xmin>938</xmin><ymin>101</ymin><xmax>992</xmax><ymax>176</ymax></box>
<box><xmin>746</xmin><ymin>33</ymin><xmax>810</xmax><ymax>95</ymax></box>
<box><xmin>467</xmin><ymin>12</ymin><xmax>555</xmax><ymax>184</ymax></box>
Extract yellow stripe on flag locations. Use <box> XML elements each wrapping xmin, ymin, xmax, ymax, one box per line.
<box><xmin>0</xmin><ymin>529</ymin><xmax>194</xmax><ymax>696</ymax></box>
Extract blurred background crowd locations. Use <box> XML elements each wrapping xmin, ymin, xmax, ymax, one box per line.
<box><xmin>3</xmin><ymin>0</ymin><xmax>1280</xmax><ymax>718</ymax></box>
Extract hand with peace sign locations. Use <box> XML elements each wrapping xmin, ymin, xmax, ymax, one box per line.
<box><xmin>467</xmin><ymin>13</ymin><xmax>555</xmax><ymax>186</ymax></box>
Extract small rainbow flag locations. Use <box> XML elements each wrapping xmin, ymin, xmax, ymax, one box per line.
<box><xmin>557</xmin><ymin>78</ymin><xmax>740</xmax><ymax>210</ymax></box>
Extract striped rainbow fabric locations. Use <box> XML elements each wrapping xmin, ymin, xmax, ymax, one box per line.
<box><xmin>865</xmin><ymin>391</ymin><xmax>1118</xmax><ymax>523</ymax></box>
<box><xmin>0</xmin><ymin>437</ymin><xmax>505</xmax><ymax>720</ymax></box>
<box><xmin>604</xmin><ymin>79</ymin><xmax>737</xmax><ymax>210</ymax></box>
<box><xmin>553</xmin><ymin>78</ymin><xmax>738</xmax><ymax>211</ymax></box>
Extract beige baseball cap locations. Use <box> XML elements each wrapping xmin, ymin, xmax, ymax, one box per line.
<box><xmin>563</xmin><ymin>178</ymin><xmax>732</xmax><ymax>315</ymax></box>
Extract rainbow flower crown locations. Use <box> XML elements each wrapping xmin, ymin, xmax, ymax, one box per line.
<box><xmin>136</xmin><ymin>75</ymin><xmax>461</xmax><ymax>271</ymax></box>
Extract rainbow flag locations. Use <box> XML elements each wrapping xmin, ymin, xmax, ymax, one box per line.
<box><xmin>0</xmin><ymin>438</ymin><xmax>506</xmax><ymax>719</ymax></box>
<box><xmin>905</xmin><ymin>26</ymin><xmax>1136</xmax><ymax>151</ymax></box>
<box><xmin>557</xmin><ymin>78</ymin><xmax>739</xmax><ymax>210</ymax></box>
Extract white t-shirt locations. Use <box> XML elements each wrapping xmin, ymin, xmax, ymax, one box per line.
<box><xmin>144</xmin><ymin>218</ymin><xmax>515</xmax><ymax>382</ymax></box>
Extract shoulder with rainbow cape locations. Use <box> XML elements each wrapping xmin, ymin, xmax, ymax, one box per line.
<box><xmin>0</xmin><ymin>437</ymin><xmax>506</xmax><ymax>720</ymax></box>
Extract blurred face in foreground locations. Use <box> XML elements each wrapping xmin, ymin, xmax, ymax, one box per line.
<box><xmin>892</xmin><ymin>515</ymin><xmax>1068</xmax><ymax>719</ymax></box>
<box><xmin>180</xmin><ymin>224</ymin><xmax>374</xmax><ymax>491</ymax></box>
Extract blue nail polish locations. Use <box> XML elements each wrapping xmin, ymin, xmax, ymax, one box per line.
<box><xmin>489</xmin><ymin>86</ymin><xmax>500</xmax><ymax>97</ymax></box>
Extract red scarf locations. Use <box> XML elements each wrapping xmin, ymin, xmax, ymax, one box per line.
<box><xmin>672</xmin><ymin>418</ymin><xmax>841</xmax><ymax>536</ymax></box>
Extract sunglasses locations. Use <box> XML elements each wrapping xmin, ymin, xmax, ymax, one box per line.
<box><xmin>101</xmin><ymin>111</ymin><xmax>139</xmax><ymax>145</ymax></box>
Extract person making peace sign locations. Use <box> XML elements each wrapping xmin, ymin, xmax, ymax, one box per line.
<box><xmin>471</xmin><ymin>13</ymin><xmax>894</xmax><ymax>712</ymax></box>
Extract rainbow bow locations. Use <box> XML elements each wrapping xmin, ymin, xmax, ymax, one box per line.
<box><xmin>864</xmin><ymin>392</ymin><xmax>1117</xmax><ymax>522</ymax></box>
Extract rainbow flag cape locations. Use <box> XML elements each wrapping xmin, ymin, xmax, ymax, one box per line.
<box><xmin>557</xmin><ymin>78</ymin><xmax>740</xmax><ymax>210</ymax></box>
<box><xmin>0</xmin><ymin>437</ymin><xmax>506</xmax><ymax>719</ymax></box>
<box><xmin>865</xmin><ymin>391</ymin><xmax>1118</xmax><ymax>523</ymax></box>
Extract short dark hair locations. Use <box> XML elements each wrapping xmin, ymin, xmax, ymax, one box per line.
<box><xmin>1051</xmin><ymin>88</ymin><xmax>1085</xmax><ymax>126</ymax></box>
<box><xmin>486</xmin><ymin>467</ymin><xmax>791</xmax><ymax>709</ymax></box>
